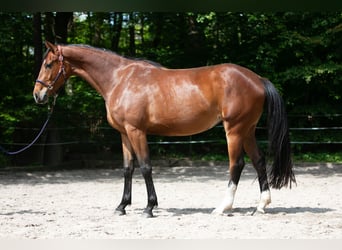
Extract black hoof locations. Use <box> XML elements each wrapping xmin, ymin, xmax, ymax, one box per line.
<box><xmin>115</xmin><ymin>207</ymin><xmax>126</xmax><ymax>216</ymax></box>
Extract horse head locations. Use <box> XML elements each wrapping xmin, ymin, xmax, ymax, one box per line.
<box><xmin>33</xmin><ymin>41</ymin><xmax>70</xmax><ymax>104</ymax></box>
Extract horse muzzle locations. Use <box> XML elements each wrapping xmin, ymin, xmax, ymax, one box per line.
<box><xmin>33</xmin><ymin>88</ymin><xmax>49</xmax><ymax>104</ymax></box>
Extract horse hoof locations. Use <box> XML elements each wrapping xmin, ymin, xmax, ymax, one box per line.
<box><xmin>211</xmin><ymin>209</ymin><xmax>224</xmax><ymax>216</ymax></box>
<box><xmin>212</xmin><ymin>206</ymin><xmax>232</xmax><ymax>215</ymax></box>
<box><xmin>115</xmin><ymin>208</ymin><xmax>126</xmax><ymax>216</ymax></box>
<box><xmin>142</xmin><ymin>209</ymin><xmax>154</xmax><ymax>218</ymax></box>
<box><xmin>252</xmin><ymin>208</ymin><xmax>265</xmax><ymax>216</ymax></box>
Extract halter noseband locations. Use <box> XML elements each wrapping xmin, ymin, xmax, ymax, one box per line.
<box><xmin>35</xmin><ymin>46</ymin><xmax>66</xmax><ymax>90</ymax></box>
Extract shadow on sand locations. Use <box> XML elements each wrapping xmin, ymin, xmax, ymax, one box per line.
<box><xmin>162</xmin><ymin>206</ymin><xmax>334</xmax><ymax>217</ymax></box>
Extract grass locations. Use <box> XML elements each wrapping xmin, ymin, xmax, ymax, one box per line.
<box><xmin>292</xmin><ymin>152</ymin><xmax>342</xmax><ymax>163</ymax></box>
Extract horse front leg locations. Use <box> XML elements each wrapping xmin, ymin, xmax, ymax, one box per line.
<box><xmin>116</xmin><ymin>134</ymin><xmax>135</xmax><ymax>215</ymax></box>
<box><xmin>139</xmin><ymin>160</ymin><xmax>158</xmax><ymax>217</ymax></box>
<box><xmin>125</xmin><ymin>125</ymin><xmax>158</xmax><ymax>218</ymax></box>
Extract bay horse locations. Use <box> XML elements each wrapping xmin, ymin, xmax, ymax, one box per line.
<box><xmin>33</xmin><ymin>41</ymin><xmax>296</xmax><ymax>217</ymax></box>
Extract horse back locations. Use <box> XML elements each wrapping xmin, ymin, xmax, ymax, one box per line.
<box><xmin>106</xmin><ymin>63</ymin><xmax>265</xmax><ymax>136</ymax></box>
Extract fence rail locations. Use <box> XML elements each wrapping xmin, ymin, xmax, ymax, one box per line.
<box><xmin>1</xmin><ymin>126</ymin><xmax>342</xmax><ymax>147</ymax></box>
<box><xmin>1</xmin><ymin>113</ymin><xmax>342</xmax><ymax>148</ymax></box>
<box><xmin>1</xmin><ymin>113</ymin><xmax>341</xmax><ymax>166</ymax></box>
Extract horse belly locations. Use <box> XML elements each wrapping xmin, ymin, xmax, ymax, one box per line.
<box><xmin>147</xmin><ymin>108</ymin><xmax>222</xmax><ymax>136</ymax></box>
<box><xmin>146</xmin><ymin>80</ymin><xmax>222</xmax><ymax>136</ymax></box>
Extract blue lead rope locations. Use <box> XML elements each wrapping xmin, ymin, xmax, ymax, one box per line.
<box><xmin>0</xmin><ymin>94</ymin><xmax>57</xmax><ymax>155</ymax></box>
<box><xmin>0</xmin><ymin>112</ymin><xmax>52</xmax><ymax>155</ymax></box>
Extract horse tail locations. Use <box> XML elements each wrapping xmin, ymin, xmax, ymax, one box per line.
<box><xmin>261</xmin><ymin>78</ymin><xmax>296</xmax><ymax>189</ymax></box>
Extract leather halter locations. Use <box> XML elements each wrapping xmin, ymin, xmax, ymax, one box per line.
<box><xmin>35</xmin><ymin>46</ymin><xmax>66</xmax><ymax>90</ymax></box>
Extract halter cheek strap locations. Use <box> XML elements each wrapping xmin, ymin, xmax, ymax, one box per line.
<box><xmin>57</xmin><ymin>45</ymin><xmax>64</xmax><ymax>62</ymax></box>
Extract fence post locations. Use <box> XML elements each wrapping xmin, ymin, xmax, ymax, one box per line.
<box><xmin>43</xmin><ymin>126</ymin><xmax>63</xmax><ymax>166</ymax></box>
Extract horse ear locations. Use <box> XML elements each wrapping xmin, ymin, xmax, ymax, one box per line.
<box><xmin>45</xmin><ymin>41</ymin><xmax>58</xmax><ymax>54</ymax></box>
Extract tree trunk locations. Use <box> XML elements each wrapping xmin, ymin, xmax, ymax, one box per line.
<box><xmin>55</xmin><ymin>12</ymin><xmax>73</xmax><ymax>44</ymax></box>
<box><xmin>152</xmin><ymin>13</ymin><xmax>163</xmax><ymax>48</ymax></box>
<box><xmin>140</xmin><ymin>13</ymin><xmax>145</xmax><ymax>45</ymax></box>
<box><xmin>93</xmin><ymin>13</ymin><xmax>102</xmax><ymax>46</ymax></box>
<box><xmin>44</xmin><ymin>12</ymin><xmax>55</xmax><ymax>43</ymax></box>
<box><xmin>111</xmin><ymin>12</ymin><xmax>123</xmax><ymax>52</ymax></box>
<box><xmin>129</xmin><ymin>13</ymin><xmax>136</xmax><ymax>56</ymax></box>
<box><xmin>184</xmin><ymin>13</ymin><xmax>208</xmax><ymax>66</ymax></box>
<box><xmin>33</xmin><ymin>12</ymin><xmax>42</xmax><ymax>78</ymax></box>
<box><xmin>43</xmin><ymin>123</ymin><xmax>63</xmax><ymax>167</ymax></box>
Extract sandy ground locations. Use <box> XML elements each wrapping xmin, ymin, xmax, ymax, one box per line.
<box><xmin>0</xmin><ymin>161</ymin><xmax>341</xmax><ymax>239</ymax></box>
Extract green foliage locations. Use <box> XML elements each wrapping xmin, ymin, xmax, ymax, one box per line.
<box><xmin>0</xmin><ymin>13</ymin><xmax>41</xmax><ymax>143</ymax></box>
<box><xmin>293</xmin><ymin>153</ymin><xmax>342</xmax><ymax>163</ymax></box>
<box><xmin>0</xmin><ymin>12</ymin><xmax>341</xmax><ymax>164</ymax></box>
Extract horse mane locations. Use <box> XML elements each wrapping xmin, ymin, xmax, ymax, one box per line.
<box><xmin>67</xmin><ymin>44</ymin><xmax>163</xmax><ymax>68</ymax></box>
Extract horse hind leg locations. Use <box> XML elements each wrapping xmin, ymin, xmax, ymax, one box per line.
<box><xmin>212</xmin><ymin>127</ymin><xmax>245</xmax><ymax>215</ymax></box>
<box><xmin>243</xmin><ymin>130</ymin><xmax>271</xmax><ymax>214</ymax></box>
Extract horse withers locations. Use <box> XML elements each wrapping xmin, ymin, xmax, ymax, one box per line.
<box><xmin>33</xmin><ymin>41</ymin><xmax>296</xmax><ymax>217</ymax></box>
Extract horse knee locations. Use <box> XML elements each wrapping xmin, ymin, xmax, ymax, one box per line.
<box><xmin>140</xmin><ymin>163</ymin><xmax>152</xmax><ymax>177</ymax></box>
<box><xmin>123</xmin><ymin>165</ymin><xmax>134</xmax><ymax>178</ymax></box>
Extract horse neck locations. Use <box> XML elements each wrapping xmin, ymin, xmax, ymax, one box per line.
<box><xmin>62</xmin><ymin>45</ymin><xmax>129</xmax><ymax>101</ymax></box>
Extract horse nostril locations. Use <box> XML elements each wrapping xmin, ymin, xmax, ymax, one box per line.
<box><xmin>33</xmin><ymin>90</ymin><xmax>49</xmax><ymax>104</ymax></box>
<box><xmin>33</xmin><ymin>93</ymin><xmax>38</xmax><ymax>102</ymax></box>
<box><xmin>34</xmin><ymin>92</ymin><xmax>41</xmax><ymax>103</ymax></box>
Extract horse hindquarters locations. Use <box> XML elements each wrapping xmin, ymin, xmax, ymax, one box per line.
<box><xmin>212</xmin><ymin>69</ymin><xmax>270</xmax><ymax>214</ymax></box>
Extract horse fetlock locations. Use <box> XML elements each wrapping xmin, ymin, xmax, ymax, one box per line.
<box><xmin>148</xmin><ymin>195</ymin><xmax>158</xmax><ymax>206</ymax></box>
<box><xmin>143</xmin><ymin>207</ymin><xmax>155</xmax><ymax>218</ymax></box>
<box><xmin>212</xmin><ymin>182</ymin><xmax>236</xmax><ymax>215</ymax></box>
<box><xmin>258</xmin><ymin>190</ymin><xmax>271</xmax><ymax>208</ymax></box>
<box><xmin>251</xmin><ymin>190</ymin><xmax>271</xmax><ymax>216</ymax></box>
<box><xmin>115</xmin><ymin>207</ymin><xmax>127</xmax><ymax>216</ymax></box>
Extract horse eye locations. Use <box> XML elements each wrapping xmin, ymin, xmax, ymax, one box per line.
<box><xmin>45</xmin><ymin>62</ymin><xmax>53</xmax><ymax>69</ymax></box>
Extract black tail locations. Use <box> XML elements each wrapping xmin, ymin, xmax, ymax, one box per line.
<box><xmin>262</xmin><ymin>78</ymin><xmax>296</xmax><ymax>189</ymax></box>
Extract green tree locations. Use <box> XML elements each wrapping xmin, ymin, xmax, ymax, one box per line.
<box><xmin>1</xmin><ymin>12</ymin><xmax>341</xmax><ymax>165</ymax></box>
